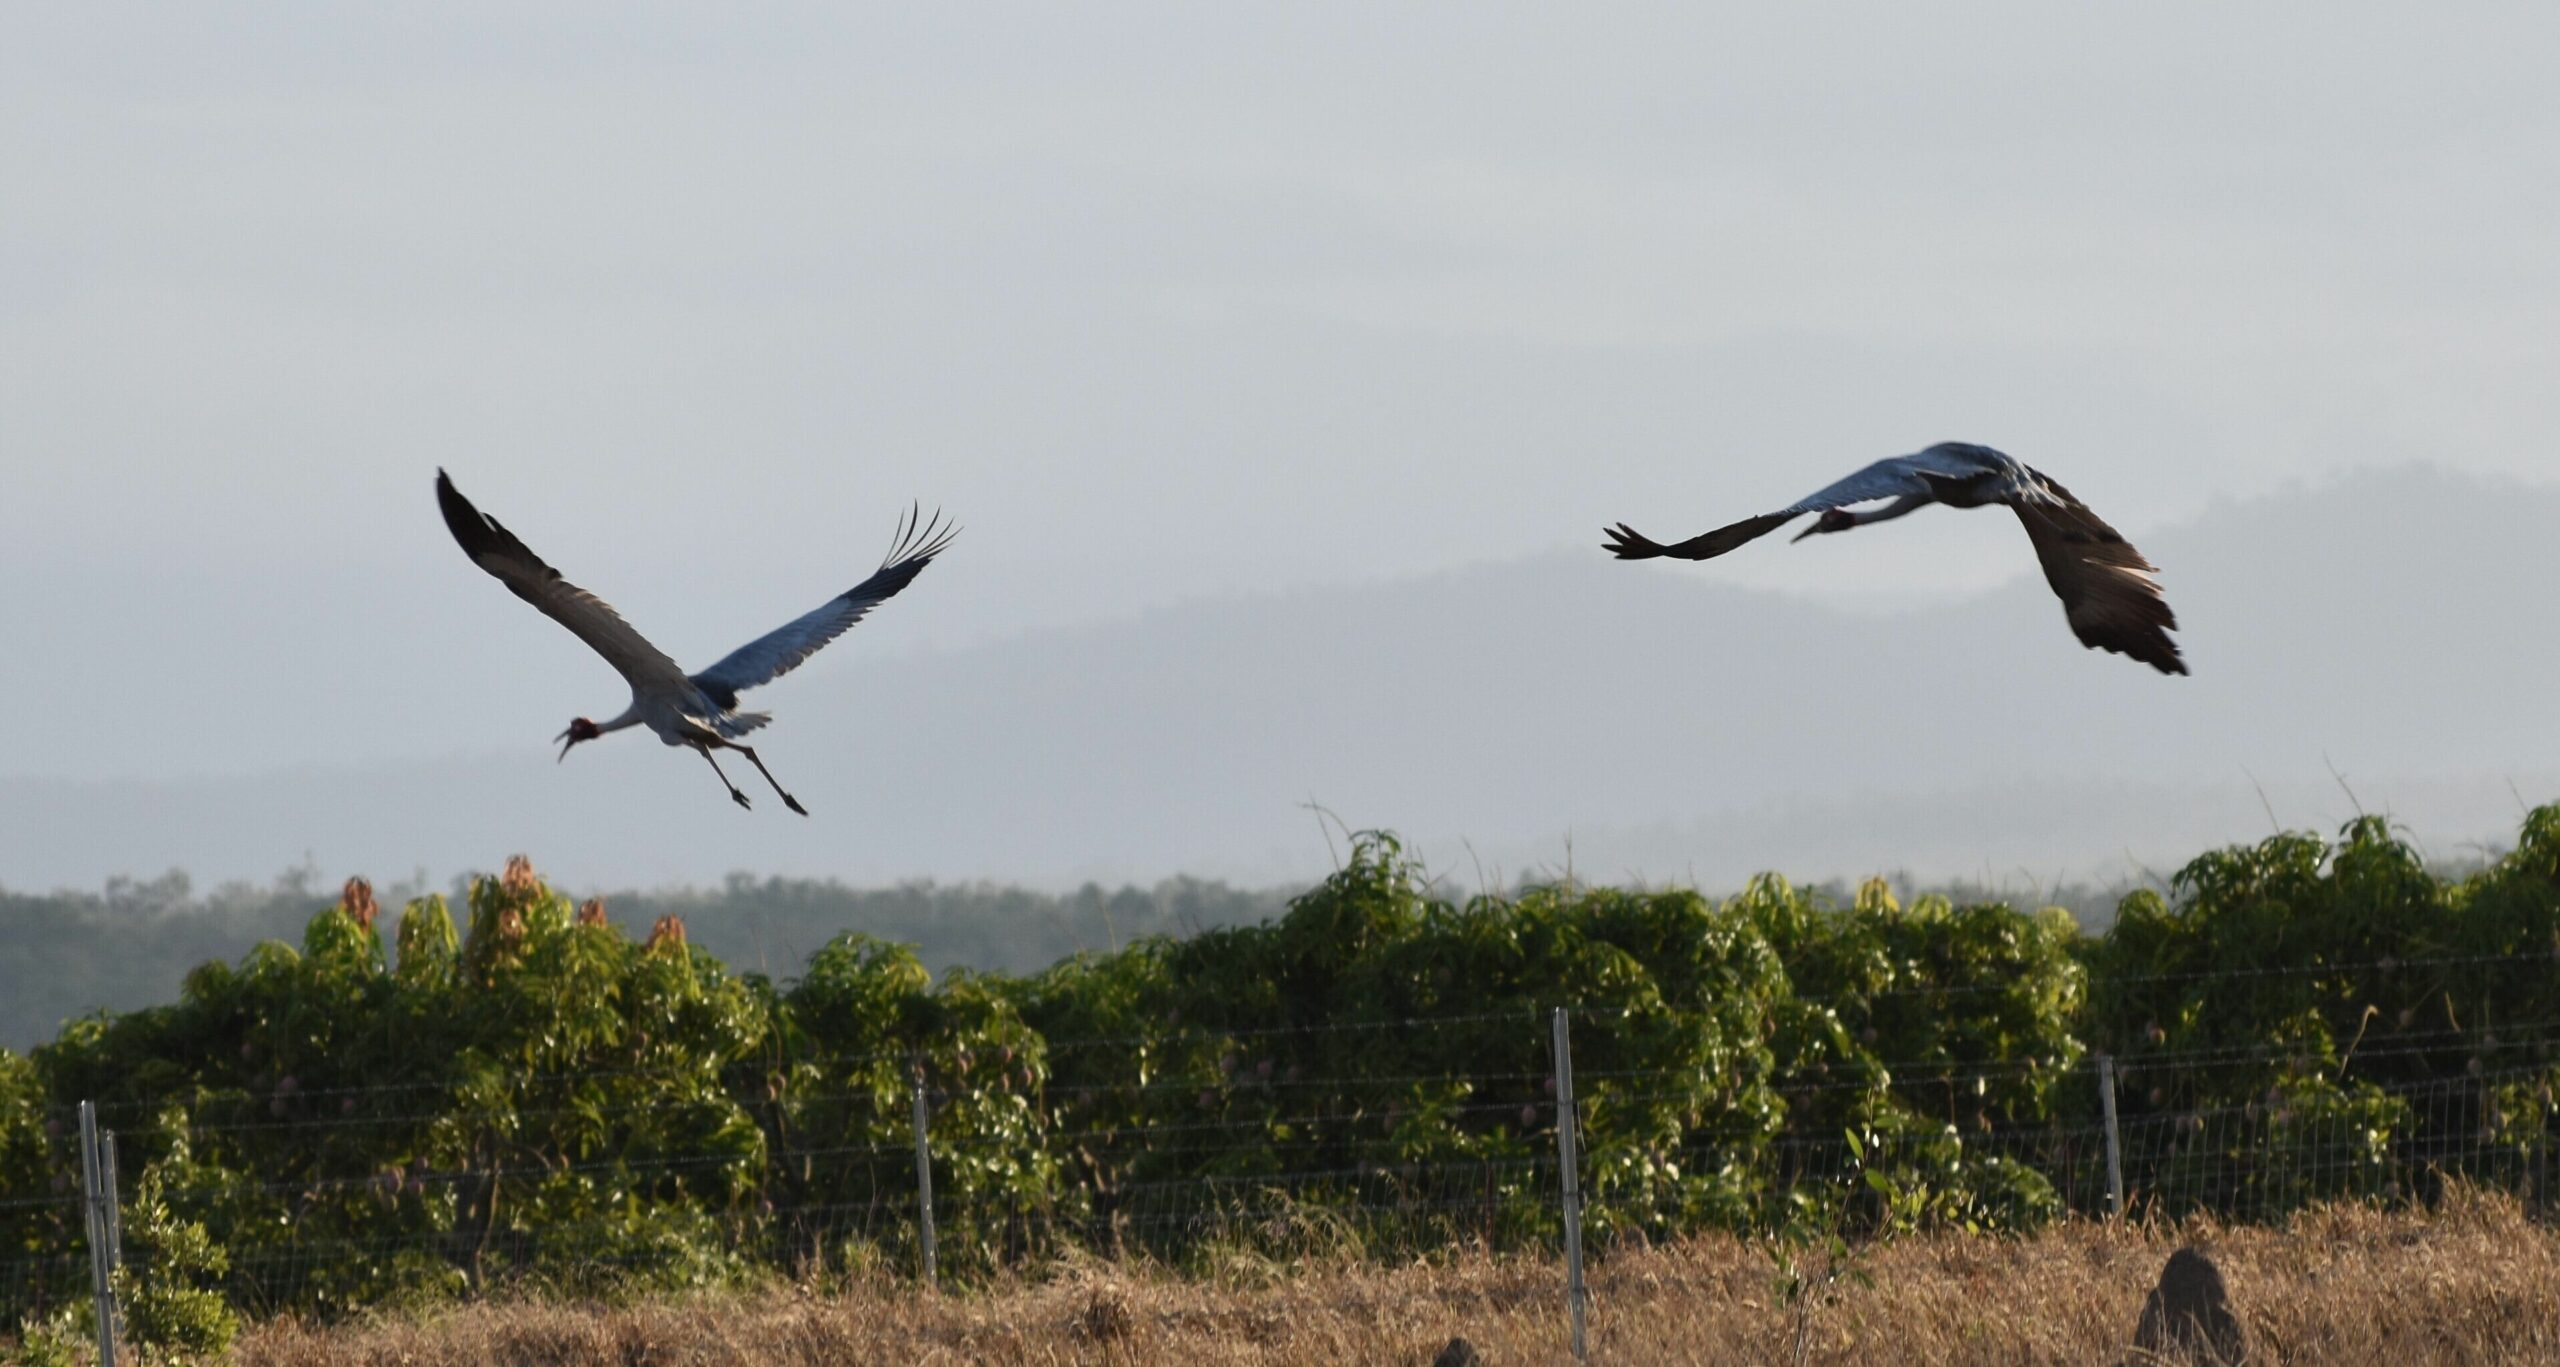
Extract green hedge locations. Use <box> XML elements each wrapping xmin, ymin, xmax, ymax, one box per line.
<box><xmin>6</xmin><ymin>811</ymin><xmax>2559</xmax><ymax>1337</ymax></box>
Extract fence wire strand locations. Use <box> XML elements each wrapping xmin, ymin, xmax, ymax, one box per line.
<box><xmin>12</xmin><ymin>1001</ymin><xmax>2560</xmax><ymax>1326</ymax></box>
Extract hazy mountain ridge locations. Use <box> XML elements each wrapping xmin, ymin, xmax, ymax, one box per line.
<box><xmin>2</xmin><ymin>463</ymin><xmax>2552</xmax><ymax>894</ymax></box>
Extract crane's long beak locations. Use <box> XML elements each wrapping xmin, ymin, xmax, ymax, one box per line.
<box><xmin>554</xmin><ymin>729</ymin><xmax>579</xmax><ymax>763</ymax></box>
<box><xmin>1789</xmin><ymin>523</ymin><xmax>1826</xmax><ymax>543</ymax></box>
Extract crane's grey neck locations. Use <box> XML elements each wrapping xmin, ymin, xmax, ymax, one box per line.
<box><xmin>597</xmin><ymin>706</ymin><xmax>644</xmax><ymax>734</ymax></box>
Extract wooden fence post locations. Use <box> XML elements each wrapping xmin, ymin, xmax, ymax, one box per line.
<box><xmin>1552</xmin><ymin>1009</ymin><xmax>1587</xmax><ymax>1361</ymax></box>
<box><xmin>911</xmin><ymin>1055</ymin><xmax>938</xmax><ymax>1286</ymax></box>
<box><xmin>2099</xmin><ymin>1054</ymin><xmax>2125</xmax><ymax>1218</ymax></box>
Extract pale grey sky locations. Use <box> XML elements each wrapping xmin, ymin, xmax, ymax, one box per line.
<box><xmin>4</xmin><ymin>4</ymin><xmax>2557</xmax><ymax>794</ymax></box>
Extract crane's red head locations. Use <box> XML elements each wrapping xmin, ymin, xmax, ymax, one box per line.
<box><xmin>555</xmin><ymin>717</ymin><xmax>601</xmax><ymax>762</ymax></box>
<box><xmin>1791</xmin><ymin>507</ymin><xmax>1859</xmax><ymax>542</ymax></box>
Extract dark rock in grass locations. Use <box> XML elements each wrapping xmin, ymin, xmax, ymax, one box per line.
<box><xmin>1072</xmin><ymin>1286</ymin><xmax>1131</xmax><ymax>1343</ymax></box>
<box><xmin>1430</xmin><ymin>1335</ymin><xmax>1482</xmax><ymax>1367</ymax></box>
<box><xmin>2132</xmin><ymin>1246</ymin><xmax>2247</xmax><ymax>1364</ymax></box>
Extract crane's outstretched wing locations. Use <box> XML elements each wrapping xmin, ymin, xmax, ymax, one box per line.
<box><xmin>2011</xmin><ymin>474</ymin><xmax>2187</xmax><ymax>675</ymax></box>
<box><xmin>435</xmin><ymin>469</ymin><xmax>691</xmax><ymax>691</ymax></box>
<box><xmin>1602</xmin><ymin>451</ymin><xmax>1987</xmax><ymax>561</ymax></box>
<box><xmin>688</xmin><ymin>505</ymin><xmax>958</xmax><ymax>707</ymax></box>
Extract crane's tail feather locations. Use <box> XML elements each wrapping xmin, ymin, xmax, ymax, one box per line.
<box><xmin>713</xmin><ymin>711</ymin><xmax>774</xmax><ymax>739</ymax></box>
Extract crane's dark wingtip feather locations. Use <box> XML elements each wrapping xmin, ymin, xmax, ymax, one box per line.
<box><xmin>434</xmin><ymin>471</ymin><xmax>562</xmax><ymax>590</ymax></box>
<box><xmin>880</xmin><ymin>504</ymin><xmax>959</xmax><ymax>571</ymax></box>
<box><xmin>2097</xmin><ymin>629</ymin><xmax>2187</xmax><ymax>676</ymax></box>
<box><xmin>1606</xmin><ymin>511</ymin><xmax>1799</xmax><ymax>562</ymax></box>
<box><xmin>1602</xmin><ymin>523</ymin><xmax>1664</xmax><ymax>560</ymax></box>
<box><xmin>435</xmin><ymin>469</ymin><xmax>495</xmax><ymax>558</ymax></box>
<box><xmin>847</xmin><ymin>504</ymin><xmax>960</xmax><ymax>602</ymax></box>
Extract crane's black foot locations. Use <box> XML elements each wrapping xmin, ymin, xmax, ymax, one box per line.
<box><xmin>730</xmin><ymin>789</ymin><xmax>752</xmax><ymax>810</ymax></box>
<box><xmin>782</xmin><ymin>794</ymin><xmax>808</xmax><ymax>816</ymax></box>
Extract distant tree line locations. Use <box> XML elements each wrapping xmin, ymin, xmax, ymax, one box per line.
<box><xmin>0</xmin><ymin>861</ymin><xmax>2155</xmax><ymax>1055</ymax></box>
<box><xmin>0</xmin><ymin>870</ymin><xmax>1292</xmax><ymax>1051</ymax></box>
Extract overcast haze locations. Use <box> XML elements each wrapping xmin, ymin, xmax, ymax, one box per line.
<box><xmin>4</xmin><ymin>6</ymin><xmax>2556</xmax><ymax>893</ymax></box>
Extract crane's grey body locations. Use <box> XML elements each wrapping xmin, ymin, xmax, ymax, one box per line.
<box><xmin>435</xmin><ymin>470</ymin><xmax>956</xmax><ymax>812</ymax></box>
<box><xmin>1605</xmin><ymin>442</ymin><xmax>2185</xmax><ymax>674</ymax></box>
<box><xmin>603</xmin><ymin>687</ymin><xmax>754</xmax><ymax>751</ymax></box>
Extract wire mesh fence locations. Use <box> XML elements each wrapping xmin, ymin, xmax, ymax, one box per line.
<box><xmin>13</xmin><ymin>995</ymin><xmax>2560</xmax><ymax>1340</ymax></box>
<box><xmin>15</xmin><ymin>813</ymin><xmax>2560</xmax><ymax>1361</ymax></box>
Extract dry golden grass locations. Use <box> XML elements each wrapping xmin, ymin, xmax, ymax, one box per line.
<box><xmin>232</xmin><ymin>1189</ymin><xmax>2560</xmax><ymax>1365</ymax></box>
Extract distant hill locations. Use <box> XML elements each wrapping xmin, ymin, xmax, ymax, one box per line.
<box><xmin>2</xmin><ymin>464</ymin><xmax>2553</xmax><ymax>895</ymax></box>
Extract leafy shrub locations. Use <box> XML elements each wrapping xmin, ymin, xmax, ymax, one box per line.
<box><xmin>111</xmin><ymin>1169</ymin><xmax>237</xmax><ymax>1359</ymax></box>
<box><xmin>3</xmin><ymin>810</ymin><xmax>2558</xmax><ymax>1322</ymax></box>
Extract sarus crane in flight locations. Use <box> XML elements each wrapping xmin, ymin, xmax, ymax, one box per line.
<box><xmin>1603</xmin><ymin>442</ymin><xmax>2186</xmax><ymax>674</ymax></box>
<box><xmin>435</xmin><ymin>469</ymin><xmax>957</xmax><ymax>812</ymax></box>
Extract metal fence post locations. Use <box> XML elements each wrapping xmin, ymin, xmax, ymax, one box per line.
<box><xmin>77</xmin><ymin>1101</ymin><xmax>118</xmax><ymax>1367</ymax></box>
<box><xmin>910</xmin><ymin>1055</ymin><xmax>937</xmax><ymax>1286</ymax></box>
<box><xmin>100</xmin><ymin>1130</ymin><xmax>124</xmax><ymax>1272</ymax></box>
<box><xmin>2098</xmin><ymin>1054</ymin><xmax>2124</xmax><ymax>1218</ymax></box>
<box><xmin>1551</xmin><ymin>1008</ymin><xmax>1588</xmax><ymax>1361</ymax></box>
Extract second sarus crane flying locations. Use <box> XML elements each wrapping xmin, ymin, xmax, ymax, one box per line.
<box><xmin>435</xmin><ymin>469</ymin><xmax>957</xmax><ymax>813</ymax></box>
<box><xmin>1603</xmin><ymin>442</ymin><xmax>2186</xmax><ymax>674</ymax></box>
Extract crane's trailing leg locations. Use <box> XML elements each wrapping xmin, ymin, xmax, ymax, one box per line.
<box><xmin>733</xmin><ymin>745</ymin><xmax>808</xmax><ymax>816</ymax></box>
<box><xmin>696</xmin><ymin>746</ymin><xmax>752</xmax><ymax>810</ymax></box>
